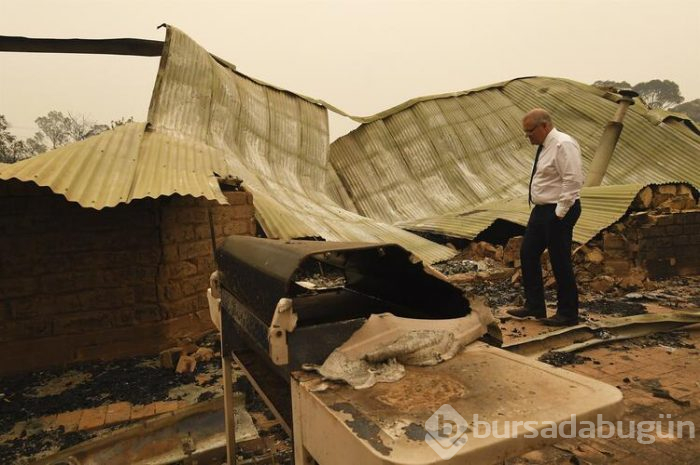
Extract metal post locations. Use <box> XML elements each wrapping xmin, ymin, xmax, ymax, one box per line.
<box><xmin>584</xmin><ymin>89</ymin><xmax>638</xmax><ymax>187</ymax></box>
<box><xmin>221</xmin><ymin>328</ymin><xmax>237</xmax><ymax>464</ymax></box>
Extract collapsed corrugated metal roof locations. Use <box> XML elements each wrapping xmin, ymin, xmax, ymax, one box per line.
<box><xmin>0</xmin><ymin>26</ymin><xmax>454</xmax><ymax>264</ymax></box>
<box><xmin>330</xmin><ymin>77</ymin><xmax>700</xmax><ymax>243</ymax></box>
<box><xmin>1</xmin><ymin>26</ymin><xmax>698</xmax><ymax>262</ymax></box>
<box><xmin>395</xmin><ymin>184</ymin><xmax>651</xmax><ymax>245</ymax></box>
<box><xmin>0</xmin><ymin>123</ymin><xmax>230</xmax><ymax>208</ymax></box>
<box><xmin>149</xmin><ymin>26</ymin><xmax>455</xmax><ymax>263</ymax></box>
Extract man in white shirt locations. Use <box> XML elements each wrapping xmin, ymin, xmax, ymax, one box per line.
<box><xmin>507</xmin><ymin>108</ymin><xmax>583</xmax><ymax>326</ymax></box>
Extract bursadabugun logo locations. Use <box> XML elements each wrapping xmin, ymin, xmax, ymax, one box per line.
<box><xmin>424</xmin><ymin>404</ymin><xmax>470</xmax><ymax>460</ymax></box>
<box><xmin>424</xmin><ymin>404</ymin><xmax>696</xmax><ymax>460</ymax></box>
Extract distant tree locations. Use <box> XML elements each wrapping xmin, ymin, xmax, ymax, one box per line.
<box><xmin>672</xmin><ymin>99</ymin><xmax>700</xmax><ymax>122</ymax></box>
<box><xmin>594</xmin><ymin>79</ymin><xmax>685</xmax><ymax>110</ymax></box>
<box><xmin>24</xmin><ymin>132</ymin><xmax>48</xmax><ymax>155</ymax></box>
<box><xmin>1</xmin><ymin>114</ymin><xmax>23</xmax><ymax>163</ymax></box>
<box><xmin>35</xmin><ymin>110</ymin><xmax>111</xmax><ymax>149</ymax></box>
<box><xmin>0</xmin><ymin>115</ymin><xmax>44</xmax><ymax>163</ymax></box>
<box><xmin>66</xmin><ymin>113</ymin><xmax>109</xmax><ymax>141</ymax></box>
<box><xmin>35</xmin><ymin>111</ymin><xmax>71</xmax><ymax>149</ymax></box>
<box><xmin>633</xmin><ymin>79</ymin><xmax>684</xmax><ymax>110</ymax></box>
<box><xmin>593</xmin><ymin>80</ymin><xmax>632</xmax><ymax>89</ymax></box>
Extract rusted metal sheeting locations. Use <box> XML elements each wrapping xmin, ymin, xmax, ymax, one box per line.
<box><xmin>147</xmin><ymin>26</ymin><xmax>453</xmax><ymax>264</ymax></box>
<box><xmin>330</xmin><ymin>77</ymin><xmax>700</xmax><ymax>229</ymax></box>
<box><xmin>398</xmin><ymin>184</ymin><xmax>652</xmax><ymax>245</ymax></box>
<box><xmin>0</xmin><ymin>123</ymin><xmax>229</xmax><ymax>208</ymax></box>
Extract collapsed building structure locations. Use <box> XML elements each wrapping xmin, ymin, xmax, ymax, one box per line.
<box><xmin>1</xmin><ymin>26</ymin><xmax>699</xmax><ymax>376</ymax></box>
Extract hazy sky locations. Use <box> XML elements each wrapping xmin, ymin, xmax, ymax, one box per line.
<box><xmin>1</xmin><ymin>0</ymin><xmax>699</xmax><ymax>141</ymax></box>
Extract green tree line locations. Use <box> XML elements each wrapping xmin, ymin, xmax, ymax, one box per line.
<box><xmin>1</xmin><ymin>111</ymin><xmax>133</xmax><ymax>164</ymax></box>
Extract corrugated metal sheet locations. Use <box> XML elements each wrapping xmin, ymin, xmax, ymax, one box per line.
<box><xmin>330</xmin><ymin>77</ymin><xmax>700</xmax><ymax>229</ymax></box>
<box><xmin>573</xmin><ymin>184</ymin><xmax>649</xmax><ymax>243</ymax></box>
<box><xmin>1</xmin><ymin>123</ymin><xmax>146</xmax><ymax>209</ymax></box>
<box><xmin>0</xmin><ymin>26</ymin><xmax>454</xmax><ymax>263</ymax></box>
<box><xmin>145</xmin><ymin>26</ymin><xmax>455</xmax><ymax>264</ymax></box>
<box><xmin>397</xmin><ymin>184</ymin><xmax>650</xmax><ymax>245</ymax></box>
<box><xmin>0</xmin><ymin>123</ymin><xmax>229</xmax><ymax>208</ymax></box>
<box><xmin>3</xmin><ymin>26</ymin><xmax>698</xmax><ymax>263</ymax></box>
<box><xmin>132</xmin><ymin>130</ymin><xmax>229</xmax><ymax>204</ymax></box>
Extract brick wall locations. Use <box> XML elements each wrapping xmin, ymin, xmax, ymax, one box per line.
<box><xmin>601</xmin><ymin>210</ymin><xmax>700</xmax><ymax>279</ymax></box>
<box><xmin>156</xmin><ymin>191</ymin><xmax>255</xmax><ymax>320</ymax></box>
<box><xmin>628</xmin><ymin>210</ymin><xmax>700</xmax><ymax>279</ymax></box>
<box><xmin>0</xmin><ymin>180</ymin><xmax>255</xmax><ymax>375</ymax></box>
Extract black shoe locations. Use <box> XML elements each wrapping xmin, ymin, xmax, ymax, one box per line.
<box><xmin>542</xmin><ymin>314</ymin><xmax>579</xmax><ymax>327</ymax></box>
<box><xmin>507</xmin><ymin>308</ymin><xmax>546</xmax><ymax>319</ymax></box>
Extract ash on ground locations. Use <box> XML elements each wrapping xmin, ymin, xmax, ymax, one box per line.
<box><xmin>1</xmin><ymin>428</ymin><xmax>94</xmax><ymax>465</ymax></box>
<box><xmin>582</xmin><ymin>299</ymin><xmax>647</xmax><ymax>317</ymax></box>
<box><xmin>0</xmin><ymin>334</ymin><xmax>223</xmax><ymax>464</ymax></box>
<box><xmin>630</xmin><ymin>331</ymin><xmax>696</xmax><ymax>350</ymax></box>
<box><xmin>539</xmin><ymin>352</ymin><xmax>592</xmax><ymax>367</ymax></box>
<box><xmin>293</xmin><ymin>260</ymin><xmax>346</xmax><ymax>289</ymax></box>
<box><xmin>433</xmin><ymin>259</ymin><xmax>480</xmax><ymax>275</ymax></box>
<box><xmin>464</xmin><ymin>279</ymin><xmax>520</xmax><ymax>308</ymax></box>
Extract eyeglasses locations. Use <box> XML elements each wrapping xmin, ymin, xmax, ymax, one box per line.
<box><xmin>523</xmin><ymin>123</ymin><xmax>541</xmax><ymax>135</ymax></box>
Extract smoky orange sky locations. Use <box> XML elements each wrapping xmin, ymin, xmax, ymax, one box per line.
<box><xmin>1</xmin><ymin>0</ymin><xmax>699</xmax><ymax>141</ymax></box>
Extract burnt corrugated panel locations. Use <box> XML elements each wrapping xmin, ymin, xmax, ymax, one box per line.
<box><xmin>132</xmin><ymin>131</ymin><xmax>229</xmax><ymax>204</ymax></box>
<box><xmin>330</xmin><ymin>77</ymin><xmax>700</xmax><ymax>234</ymax></box>
<box><xmin>0</xmin><ymin>123</ymin><xmax>231</xmax><ymax>208</ymax></box>
<box><xmin>146</xmin><ymin>26</ymin><xmax>454</xmax><ymax>264</ymax></box>
<box><xmin>0</xmin><ymin>123</ymin><xmax>144</xmax><ymax>209</ymax></box>
<box><xmin>574</xmin><ymin>184</ymin><xmax>648</xmax><ymax>243</ymax></box>
<box><xmin>331</xmin><ymin>91</ymin><xmax>531</xmax><ymax>225</ymax></box>
<box><xmin>503</xmin><ymin>79</ymin><xmax>700</xmax><ymax>188</ymax></box>
<box><xmin>397</xmin><ymin>184</ymin><xmax>653</xmax><ymax>245</ymax></box>
<box><xmin>5</xmin><ymin>27</ymin><xmax>695</xmax><ymax>261</ymax></box>
<box><xmin>396</xmin><ymin>196</ymin><xmax>531</xmax><ymax>240</ymax></box>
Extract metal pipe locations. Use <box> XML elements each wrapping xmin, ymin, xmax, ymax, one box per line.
<box><xmin>584</xmin><ymin>89</ymin><xmax>638</xmax><ymax>187</ymax></box>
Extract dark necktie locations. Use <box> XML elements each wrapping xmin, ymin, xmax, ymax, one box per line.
<box><xmin>528</xmin><ymin>144</ymin><xmax>544</xmax><ymax>206</ymax></box>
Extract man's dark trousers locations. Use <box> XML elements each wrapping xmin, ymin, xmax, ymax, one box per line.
<box><xmin>521</xmin><ymin>199</ymin><xmax>581</xmax><ymax>318</ymax></box>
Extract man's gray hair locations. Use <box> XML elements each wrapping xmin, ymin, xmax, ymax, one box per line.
<box><xmin>525</xmin><ymin>108</ymin><xmax>553</xmax><ymax>125</ymax></box>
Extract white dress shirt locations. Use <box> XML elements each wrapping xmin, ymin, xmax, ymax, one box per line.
<box><xmin>530</xmin><ymin>128</ymin><xmax>583</xmax><ymax>217</ymax></box>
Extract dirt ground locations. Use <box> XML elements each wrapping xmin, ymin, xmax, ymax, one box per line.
<box><xmin>473</xmin><ymin>274</ymin><xmax>700</xmax><ymax>465</ymax></box>
<box><xmin>500</xmin><ymin>313</ymin><xmax>700</xmax><ymax>465</ymax></box>
<box><xmin>1</xmin><ymin>275</ymin><xmax>699</xmax><ymax>464</ymax></box>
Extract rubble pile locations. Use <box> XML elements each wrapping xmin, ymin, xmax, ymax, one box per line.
<box><xmin>0</xmin><ymin>334</ymin><xmax>224</xmax><ymax>464</ymax></box>
<box><xmin>630</xmin><ymin>183</ymin><xmax>697</xmax><ymax>212</ymax></box>
<box><xmin>432</xmin><ymin>259</ymin><xmax>479</xmax><ymax>275</ymax></box>
<box><xmin>434</xmin><ymin>241</ymin><xmax>514</xmax><ymax>285</ymax></box>
<box><xmin>159</xmin><ymin>337</ymin><xmax>216</xmax><ymax>374</ymax></box>
<box><xmin>437</xmin><ymin>183</ymin><xmax>699</xmax><ymax>299</ymax></box>
<box><xmin>575</xmin><ymin>186</ymin><xmax>699</xmax><ymax>289</ymax></box>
